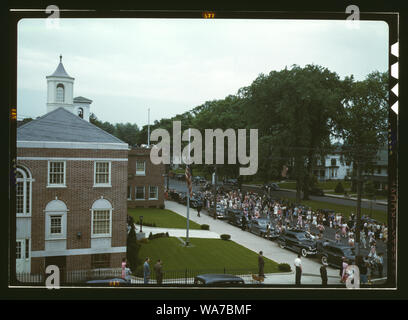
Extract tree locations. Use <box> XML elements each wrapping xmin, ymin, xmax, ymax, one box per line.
<box><xmin>126</xmin><ymin>226</ymin><xmax>141</xmax><ymax>274</ymax></box>
<box><xmin>339</xmin><ymin>71</ymin><xmax>388</xmax><ymax>256</ymax></box>
<box><xmin>241</xmin><ymin>65</ymin><xmax>345</xmax><ymax>201</ymax></box>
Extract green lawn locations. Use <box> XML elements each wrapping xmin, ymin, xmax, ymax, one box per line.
<box><xmin>135</xmin><ymin>237</ymin><xmax>280</xmax><ymax>276</ymax></box>
<box><xmin>128</xmin><ymin>208</ymin><xmax>202</xmax><ymax>230</ymax></box>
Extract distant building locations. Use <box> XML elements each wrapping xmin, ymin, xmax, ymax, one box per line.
<box><xmin>362</xmin><ymin>146</ymin><xmax>388</xmax><ymax>191</ymax></box>
<box><xmin>16</xmin><ymin>57</ymin><xmax>128</xmax><ymax>277</ymax></box>
<box><xmin>313</xmin><ymin>153</ymin><xmax>352</xmax><ymax>181</ymax></box>
<box><xmin>127</xmin><ymin>147</ymin><xmax>165</xmax><ymax>208</ymax></box>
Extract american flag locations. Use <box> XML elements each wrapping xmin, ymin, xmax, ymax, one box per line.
<box><xmin>185</xmin><ymin>166</ymin><xmax>193</xmax><ymax>198</ymax></box>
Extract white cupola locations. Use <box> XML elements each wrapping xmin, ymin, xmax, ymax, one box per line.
<box><xmin>46</xmin><ymin>55</ymin><xmax>92</xmax><ymax>121</ymax></box>
<box><xmin>46</xmin><ymin>55</ymin><xmax>75</xmax><ymax>114</ymax></box>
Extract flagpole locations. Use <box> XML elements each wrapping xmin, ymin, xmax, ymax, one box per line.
<box><xmin>186</xmin><ymin>128</ymin><xmax>191</xmax><ymax>247</ymax></box>
<box><xmin>147</xmin><ymin>108</ymin><xmax>150</xmax><ymax>147</ymax></box>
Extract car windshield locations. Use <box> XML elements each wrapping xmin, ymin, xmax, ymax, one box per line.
<box><xmin>296</xmin><ymin>233</ymin><xmax>307</xmax><ymax>240</ymax></box>
<box><xmin>343</xmin><ymin>248</ymin><xmax>355</xmax><ymax>256</ymax></box>
<box><xmin>257</xmin><ymin>220</ymin><xmax>267</xmax><ymax>227</ymax></box>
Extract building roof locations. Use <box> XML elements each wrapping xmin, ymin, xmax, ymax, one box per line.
<box><xmin>74</xmin><ymin>96</ymin><xmax>93</xmax><ymax>104</ymax></box>
<box><xmin>47</xmin><ymin>59</ymin><xmax>73</xmax><ymax>79</ymax></box>
<box><xmin>17</xmin><ymin>107</ymin><xmax>127</xmax><ymax>145</ymax></box>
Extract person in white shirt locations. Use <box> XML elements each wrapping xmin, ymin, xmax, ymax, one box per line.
<box><xmin>294</xmin><ymin>254</ymin><xmax>302</xmax><ymax>285</ymax></box>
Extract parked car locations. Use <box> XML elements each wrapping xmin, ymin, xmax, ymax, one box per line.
<box><xmin>224</xmin><ymin>178</ymin><xmax>238</xmax><ymax>186</ymax></box>
<box><xmin>226</xmin><ymin>208</ymin><xmax>246</xmax><ymax>227</ymax></box>
<box><xmin>190</xmin><ymin>196</ymin><xmax>203</xmax><ymax>209</ymax></box>
<box><xmin>263</xmin><ymin>183</ymin><xmax>280</xmax><ymax>192</ymax></box>
<box><xmin>277</xmin><ymin>229</ymin><xmax>318</xmax><ymax>257</ymax></box>
<box><xmin>316</xmin><ymin>240</ymin><xmax>355</xmax><ymax>268</ymax></box>
<box><xmin>194</xmin><ymin>274</ymin><xmax>245</xmax><ymax>285</ymax></box>
<box><xmin>310</xmin><ymin>187</ymin><xmax>324</xmax><ymax>196</ymax></box>
<box><xmin>248</xmin><ymin>218</ymin><xmax>279</xmax><ymax>240</ymax></box>
<box><xmin>84</xmin><ymin>277</ymin><xmax>131</xmax><ymax>287</ymax></box>
<box><xmin>208</xmin><ymin>204</ymin><xmax>226</xmax><ymax>219</ymax></box>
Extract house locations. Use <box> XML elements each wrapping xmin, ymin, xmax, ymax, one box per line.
<box><xmin>127</xmin><ymin>146</ymin><xmax>165</xmax><ymax>209</ymax></box>
<box><xmin>16</xmin><ymin>57</ymin><xmax>128</xmax><ymax>277</ymax></box>
<box><xmin>362</xmin><ymin>146</ymin><xmax>388</xmax><ymax>191</ymax></box>
<box><xmin>313</xmin><ymin>153</ymin><xmax>352</xmax><ymax>181</ymax></box>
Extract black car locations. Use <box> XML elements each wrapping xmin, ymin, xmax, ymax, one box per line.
<box><xmin>248</xmin><ymin>218</ymin><xmax>279</xmax><ymax>240</ymax></box>
<box><xmin>84</xmin><ymin>277</ymin><xmax>131</xmax><ymax>287</ymax></box>
<box><xmin>224</xmin><ymin>178</ymin><xmax>238</xmax><ymax>186</ymax></box>
<box><xmin>263</xmin><ymin>183</ymin><xmax>280</xmax><ymax>192</ymax></box>
<box><xmin>208</xmin><ymin>204</ymin><xmax>227</xmax><ymax>219</ymax></box>
<box><xmin>316</xmin><ymin>240</ymin><xmax>355</xmax><ymax>268</ymax></box>
<box><xmin>226</xmin><ymin>208</ymin><xmax>246</xmax><ymax>227</ymax></box>
<box><xmin>310</xmin><ymin>187</ymin><xmax>324</xmax><ymax>196</ymax></box>
<box><xmin>277</xmin><ymin>229</ymin><xmax>318</xmax><ymax>257</ymax></box>
<box><xmin>190</xmin><ymin>196</ymin><xmax>203</xmax><ymax>209</ymax></box>
<box><xmin>194</xmin><ymin>274</ymin><xmax>244</xmax><ymax>285</ymax></box>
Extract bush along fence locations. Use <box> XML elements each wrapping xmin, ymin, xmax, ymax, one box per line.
<box><xmin>15</xmin><ymin>266</ymin><xmax>290</xmax><ymax>286</ymax></box>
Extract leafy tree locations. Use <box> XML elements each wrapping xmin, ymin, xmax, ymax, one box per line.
<box><xmin>339</xmin><ymin>71</ymin><xmax>388</xmax><ymax>254</ymax></box>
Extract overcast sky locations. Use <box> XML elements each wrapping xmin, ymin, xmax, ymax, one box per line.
<box><xmin>17</xmin><ymin>18</ymin><xmax>388</xmax><ymax>128</ymax></box>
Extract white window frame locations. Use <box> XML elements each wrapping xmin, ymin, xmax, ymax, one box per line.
<box><xmin>47</xmin><ymin>161</ymin><xmax>66</xmax><ymax>188</ymax></box>
<box><xmin>135</xmin><ymin>160</ymin><xmax>146</xmax><ymax>176</ymax></box>
<box><xmin>49</xmin><ymin>215</ymin><xmax>63</xmax><ymax>235</ymax></box>
<box><xmin>149</xmin><ymin>186</ymin><xmax>158</xmax><ymax>200</ymax></box>
<box><xmin>45</xmin><ymin>200</ymin><xmax>68</xmax><ymax>241</ymax></box>
<box><xmin>93</xmin><ymin>161</ymin><xmax>111</xmax><ymax>187</ymax></box>
<box><xmin>16</xmin><ymin>166</ymin><xmax>33</xmax><ymax>217</ymax></box>
<box><xmin>135</xmin><ymin>186</ymin><xmax>145</xmax><ymax>200</ymax></box>
<box><xmin>127</xmin><ymin>185</ymin><xmax>132</xmax><ymax>200</ymax></box>
<box><xmin>91</xmin><ymin>198</ymin><xmax>113</xmax><ymax>239</ymax></box>
<box><xmin>56</xmin><ymin>83</ymin><xmax>65</xmax><ymax>103</ymax></box>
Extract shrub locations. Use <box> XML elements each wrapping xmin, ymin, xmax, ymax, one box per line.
<box><xmin>278</xmin><ymin>263</ymin><xmax>292</xmax><ymax>272</ymax></box>
<box><xmin>139</xmin><ymin>238</ymin><xmax>149</xmax><ymax>244</ymax></box>
<box><xmin>147</xmin><ymin>232</ymin><xmax>168</xmax><ymax>240</ymax></box>
<box><xmin>200</xmin><ymin>224</ymin><xmax>210</xmax><ymax>230</ymax></box>
<box><xmin>220</xmin><ymin>234</ymin><xmax>231</xmax><ymax>241</ymax></box>
<box><xmin>159</xmin><ymin>204</ymin><xmax>165</xmax><ymax>209</ymax></box>
<box><xmin>334</xmin><ymin>182</ymin><xmax>345</xmax><ymax>194</ymax></box>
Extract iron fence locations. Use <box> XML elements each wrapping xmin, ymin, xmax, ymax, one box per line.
<box><xmin>15</xmin><ymin>267</ymin><xmax>262</xmax><ymax>286</ymax></box>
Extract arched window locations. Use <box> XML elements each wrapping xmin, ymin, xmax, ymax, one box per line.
<box><xmin>78</xmin><ymin>107</ymin><xmax>84</xmax><ymax>119</ymax></box>
<box><xmin>56</xmin><ymin>83</ymin><xmax>65</xmax><ymax>103</ymax></box>
<box><xmin>16</xmin><ymin>166</ymin><xmax>33</xmax><ymax>215</ymax></box>
<box><xmin>91</xmin><ymin>198</ymin><xmax>113</xmax><ymax>237</ymax></box>
<box><xmin>45</xmin><ymin>199</ymin><xmax>68</xmax><ymax>240</ymax></box>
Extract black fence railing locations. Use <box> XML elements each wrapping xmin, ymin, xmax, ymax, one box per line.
<box><xmin>15</xmin><ymin>267</ymin><xmax>263</xmax><ymax>286</ymax></box>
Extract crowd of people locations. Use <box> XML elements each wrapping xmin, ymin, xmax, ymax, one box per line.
<box><xmin>188</xmin><ymin>187</ymin><xmax>387</xmax><ymax>283</ymax></box>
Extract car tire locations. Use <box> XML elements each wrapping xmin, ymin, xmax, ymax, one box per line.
<box><xmin>301</xmin><ymin>248</ymin><xmax>308</xmax><ymax>257</ymax></box>
<box><xmin>321</xmin><ymin>256</ymin><xmax>328</xmax><ymax>265</ymax></box>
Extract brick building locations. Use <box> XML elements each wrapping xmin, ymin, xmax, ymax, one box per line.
<box><xmin>127</xmin><ymin>147</ymin><xmax>165</xmax><ymax>209</ymax></box>
<box><xmin>16</xmin><ymin>57</ymin><xmax>128</xmax><ymax>276</ymax></box>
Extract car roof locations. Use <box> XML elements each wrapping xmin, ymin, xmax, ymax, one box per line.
<box><xmin>195</xmin><ymin>274</ymin><xmax>244</xmax><ymax>284</ymax></box>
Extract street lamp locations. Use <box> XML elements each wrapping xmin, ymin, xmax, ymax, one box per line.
<box><xmin>139</xmin><ymin>216</ymin><xmax>143</xmax><ymax>233</ymax></box>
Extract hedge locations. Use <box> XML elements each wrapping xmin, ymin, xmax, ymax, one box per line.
<box><xmin>220</xmin><ymin>234</ymin><xmax>231</xmax><ymax>241</ymax></box>
<box><xmin>200</xmin><ymin>224</ymin><xmax>210</xmax><ymax>230</ymax></box>
<box><xmin>278</xmin><ymin>263</ymin><xmax>292</xmax><ymax>272</ymax></box>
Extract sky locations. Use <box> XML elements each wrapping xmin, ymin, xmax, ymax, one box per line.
<box><xmin>17</xmin><ymin>18</ymin><xmax>388</xmax><ymax>128</ymax></box>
